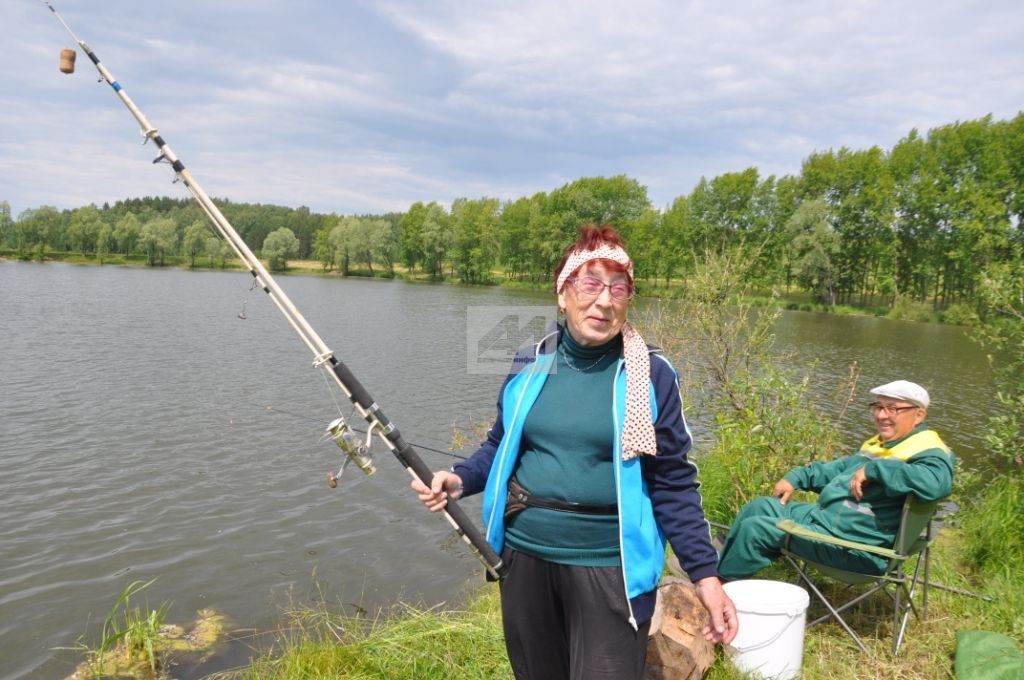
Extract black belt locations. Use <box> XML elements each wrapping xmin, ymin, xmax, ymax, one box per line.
<box><xmin>505</xmin><ymin>476</ymin><xmax>618</xmax><ymax>518</ymax></box>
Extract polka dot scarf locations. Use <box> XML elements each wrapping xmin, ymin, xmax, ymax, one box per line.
<box><xmin>619</xmin><ymin>322</ymin><xmax>658</xmax><ymax>459</ymax></box>
<box><xmin>557</xmin><ymin>245</ymin><xmax>658</xmax><ymax>459</ymax></box>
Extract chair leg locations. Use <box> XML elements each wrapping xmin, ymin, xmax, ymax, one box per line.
<box><xmin>807</xmin><ymin>584</ymin><xmax>885</xmax><ymax>627</ymax></box>
<box><xmin>893</xmin><ymin>553</ymin><xmax>928</xmax><ymax>656</ymax></box>
<box><xmin>783</xmin><ymin>555</ymin><xmax>868</xmax><ymax>653</ymax></box>
<box><xmin>920</xmin><ymin>580</ymin><xmax>993</xmax><ymax>601</ymax></box>
<box><xmin>923</xmin><ymin>544</ymin><xmax>930</xmax><ymax>620</ymax></box>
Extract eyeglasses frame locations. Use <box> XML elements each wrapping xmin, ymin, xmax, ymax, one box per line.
<box><xmin>869</xmin><ymin>402</ymin><xmax>920</xmax><ymax>416</ymax></box>
<box><xmin>566</xmin><ymin>275</ymin><xmax>635</xmax><ymax>301</ymax></box>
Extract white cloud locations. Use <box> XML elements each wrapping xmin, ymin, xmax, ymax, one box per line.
<box><xmin>3</xmin><ymin>0</ymin><xmax>1022</xmax><ymax>219</ymax></box>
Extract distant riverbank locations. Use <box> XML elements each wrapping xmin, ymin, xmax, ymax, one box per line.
<box><xmin>1</xmin><ymin>249</ymin><xmax>979</xmax><ymax>327</ymax></box>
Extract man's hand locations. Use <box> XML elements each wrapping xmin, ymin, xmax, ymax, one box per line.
<box><xmin>696</xmin><ymin>577</ymin><xmax>738</xmax><ymax>645</ymax></box>
<box><xmin>850</xmin><ymin>466</ymin><xmax>870</xmax><ymax>500</ymax></box>
<box><xmin>772</xmin><ymin>478</ymin><xmax>795</xmax><ymax>505</ymax></box>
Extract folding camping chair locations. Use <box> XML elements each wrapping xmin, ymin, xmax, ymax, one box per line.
<box><xmin>776</xmin><ymin>494</ymin><xmax>939</xmax><ymax>655</ymax></box>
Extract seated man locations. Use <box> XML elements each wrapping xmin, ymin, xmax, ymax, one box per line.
<box><xmin>717</xmin><ymin>380</ymin><xmax>955</xmax><ymax>581</ymax></box>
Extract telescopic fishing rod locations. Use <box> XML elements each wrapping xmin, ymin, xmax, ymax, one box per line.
<box><xmin>41</xmin><ymin>0</ymin><xmax>504</xmax><ymax>581</ymax></box>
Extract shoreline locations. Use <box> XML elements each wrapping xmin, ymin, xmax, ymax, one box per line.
<box><xmin>0</xmin><ymin>250</ymin><xmax>976</xmax><ymax>326</ymax></box>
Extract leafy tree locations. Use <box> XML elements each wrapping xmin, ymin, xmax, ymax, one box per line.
<box><xmin>262</xmin><ymin>227</ymin><xmax>300</xmax><ymax>271</ymax></box>
<box><xmin>785</xmin><ymin>199</ymin><xmax>840</xmax><ymax>304</ymax></box>
<box><xmin>800</xmin><ymin>147</ymin><xmax>895</xmax><ymax>305</ymax></box>
<box><xmin>1003</xmin><ymin>112</ymin><xmax>1024</xmax><ymax>228</ymax></box>
<box><xmin>96</xmin><ymin>224</ymin><xmax>114</xmax><ymax>264</ymax></box>
<box><xmin>66</xmin><ymin>205</ymin><xmax>104</xmax><ymax>256</ymax></box>
<box><xmin>620</xmin><ymin>208</ymin><xmax>660</xmax><ymax>284</ymax></box>
<box><xmin>420</xmin><ymin>203</ymin><xmax>452</xmax><ymax>279</ymax></box>
<box><xmin>548</xmin><ymin>176</ymin><xmax>650</xmax><ymax>231</ymax></box>
<box><xmin>139</xmin><ymin>217</ymin><xmax>178</xmax><ymax>266</ymax></box>
<box><xmin>399</xmin><ymin>202</ymin><xmax>427</xmax><ymax>272</ymax></box>
<box><xmin>749</xmin><ymin>174</ymin><xmax>798</xmax><ymax>287</ymax></box>
<box><xmin>349</xmin><ymin>218</ymin><xmax>378</xmax><ymax>275</ymax></box>
<box><xmin>369</xmin><ymin>215</ymin><xmax>400</xmax><ymax>277</ymax></box>
<box><xmin>328</xmin><ymin>216</ymin><xmax>362</xmax><ymax>276</ymax></box>
<box><xmin>313</xmin><ymin>224</ymin><xmax>334</xmax><ymax>271</ymax></box>
<box><xmin>889</xmin><ymin>129</ymin><xmax>942</xmax><ymax>304</ymax></box>
<box><xmin>529</xmin><ymin>206</ymin><xmax>569</xmax><ymax>283</ymax></box>
<box><xmin>661</xmin><ymin>194</ymin><xmax>695</xmax><ymax>280</ymax></box>
<box><xmin>928</xmin><ymin>117</ymin><xmax>1014</xmax><ymax>306</ymax></box>
<box><xmin>183</xmin><ymin>220</ymin><xmax>209</xmax><ymax>268</ymax></box>
<box><xmin>0</xmin><ymin>200</ymin><xmax>12</xmax><ymax>248</ymax></box>
<box><xmin>205</xmin><ymin>236</ymin><xmax>224</xmax><ymax>268</ymax></box>
<box><xmin>498</xmin><ymin>197</ymin><xmax>534</xmax><ymax>280</ymax></box>
<box><xmin>322</xmin><ymin>213</ymin><xmax>403</xmax><ymax>279</ymax></box>
<box><xmin>114</xmin><ymin>212</ymin><xmax>142</xmax><ymax>255</ymax></box>
<box><xmin>451</xmin><ymin>197</ymin><xmax>499</xmax><ymax>283</ymax></box>
<box><xmin>701</xmin><ymin>168</ymin><xmax>761</xmax><ymax>250</ymax></box>
<box><xmin>14</xmin><ymin>206</ymin><xmax>59</xmax><ymax>257</ymax></box>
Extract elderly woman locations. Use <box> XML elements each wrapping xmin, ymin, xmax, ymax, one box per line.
<box><xmin>413</xmin><ymin>224</ymin><xmax>736</xmax><ymax>680</ymax></box>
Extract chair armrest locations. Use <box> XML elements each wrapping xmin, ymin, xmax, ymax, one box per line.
<box><xmin>776</xmin><ymin>519</ymin><xmax>902</xmax><ymax>560</ymax></box>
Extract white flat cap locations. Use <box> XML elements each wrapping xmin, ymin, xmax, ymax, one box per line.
<box><xmin>870</xmin><ymin>380</ymin><xmax>929</xmax><ymax>408</ymax></box>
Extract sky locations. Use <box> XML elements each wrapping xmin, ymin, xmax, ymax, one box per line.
<box><xmin>3</xmin><ymin>0</ymin><xmax>1023</xmax><ymax>219</ymax></box>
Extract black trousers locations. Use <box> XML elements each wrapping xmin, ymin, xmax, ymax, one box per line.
<box><xmin>499</xmin><ymin>549</ymin><xmax>650</xmax><ymax>680</ymax></box>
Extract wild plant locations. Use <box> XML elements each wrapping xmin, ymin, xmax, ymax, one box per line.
<box><xmin>75</xmin><ymin>578</ymin><xmax>171</xmax><ymax>677</ymax></box>
<box><xmin>961</xmin><ymin>261</ymin><xmax>1024</xmax><ymax>573</ymax></box>
<box><xmin>642</xmin><ymin>246</ymin><xmax>847</xmax><ymax>524</ymax></box>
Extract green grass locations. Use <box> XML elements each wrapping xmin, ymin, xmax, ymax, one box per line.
<box><xmin>221</xmin><ymin>592</ymin><xmax>513</xmax><ymax>680</ymax></box>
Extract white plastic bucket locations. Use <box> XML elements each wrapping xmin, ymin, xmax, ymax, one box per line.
<box><xmin>722</xmin><ymin>579</ymin><xmax>809</xmax><ymax>680</ymax></box>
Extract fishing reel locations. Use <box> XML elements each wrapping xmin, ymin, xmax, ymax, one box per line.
<box><xmin>324</xmin><ymin>416</ymin><xmax>376</xmax><ymax>488</ymax></box>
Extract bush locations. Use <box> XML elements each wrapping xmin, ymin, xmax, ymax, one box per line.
<box><xmin>941</xmin><ymin>303</ymin><xmax>981</xmax><ymax>327</ymax></box>
<box><xmin>960</xmin><ymin>474</ymin><xmax>1024</xmax><ymax>572</ymax></box>
<box><xmin>643</xmin><ymin>247</ymin><xmax>845</xmax><ymax>524</ymax></box>
<box><xmin>959</xmin><ymin>261</ymin><xmax>1024</xmax><ymax>625</ymax></box>
<box><xmin>888</xmin><ymin>295</ymin><xmax>937</xmax><ymax>323</ymax></box>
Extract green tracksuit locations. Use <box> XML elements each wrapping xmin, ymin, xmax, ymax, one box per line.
<box><xmin>717</xmin><ymin>424</ymin><xmax>955</xmax><ymax>580</ymax></box>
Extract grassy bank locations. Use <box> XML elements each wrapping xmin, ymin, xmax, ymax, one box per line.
<box><xmin>201</xmin><ymin>510</ymin><xmax>1018</xmax><ymax>680</ymax></box>
<box><xmin>217</xmin><ymin>592</ymin><xmax>511</xmax><ymax>680</ymax></box>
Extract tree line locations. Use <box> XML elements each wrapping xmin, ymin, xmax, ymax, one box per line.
<box><xmin>2</xmin><ymin>112</ymin><xmax>1021</xmax><ymax>311</ymax></box>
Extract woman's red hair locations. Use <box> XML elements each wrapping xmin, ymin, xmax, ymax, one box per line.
<box><xmin>553</xmin><ymin>223</ymin><xmax>632</xmax><ymax>290</ymax></box>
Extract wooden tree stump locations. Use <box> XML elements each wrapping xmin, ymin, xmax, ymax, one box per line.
<box><xmin>645</xmin><ymin>577</ymin><xmax>715</xmax><ymax>680</ymax></box>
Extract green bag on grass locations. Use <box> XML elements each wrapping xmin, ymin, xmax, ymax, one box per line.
<box><xmin>955</xmin><ymin>630</ymin><xmax>1024</xmax><ymax>680</ymax></box>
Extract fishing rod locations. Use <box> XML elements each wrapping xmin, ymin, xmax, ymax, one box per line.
<box><xmin>42</xmin><ymin>1</ymin><xmax>504</xmax><ymax>581</ymax></box>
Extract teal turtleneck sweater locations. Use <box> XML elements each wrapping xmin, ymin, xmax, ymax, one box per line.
<box><xmin>504</xmin><ymin>327</ymin><xmax>622</xmax><ymax>566</ymax></box>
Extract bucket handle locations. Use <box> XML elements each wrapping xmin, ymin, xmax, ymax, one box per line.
<box><xmin>727</xmin><ymin>612</ymin><xmax>802</xmax><ymax>653</ymax></box>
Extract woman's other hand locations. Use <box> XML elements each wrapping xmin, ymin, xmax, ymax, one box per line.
<box><xmin>696</xmin><ymin>576</ymin><xmax>739</xmax><ymax>645</ymax></box>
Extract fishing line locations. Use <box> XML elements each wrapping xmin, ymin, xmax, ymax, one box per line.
<box><xmin>238</xmin><ymin>278</ymin><xmax>258</xmax><ymax>320</ymax></box>
<box><xmin>319</xmin><ymin>363</ymin><xmax>346</xmax><ymax>419</ymax></box>
<box><xmin>41</xmin><ymin>0</ymin><xmax>504</xmax><ymax>580</ymax></box>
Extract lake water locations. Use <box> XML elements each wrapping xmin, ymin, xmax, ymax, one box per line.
<box><xmin>0</xmin><ymin>261</ymin><xmax>994</xmax><ymax>679</ymax></box>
